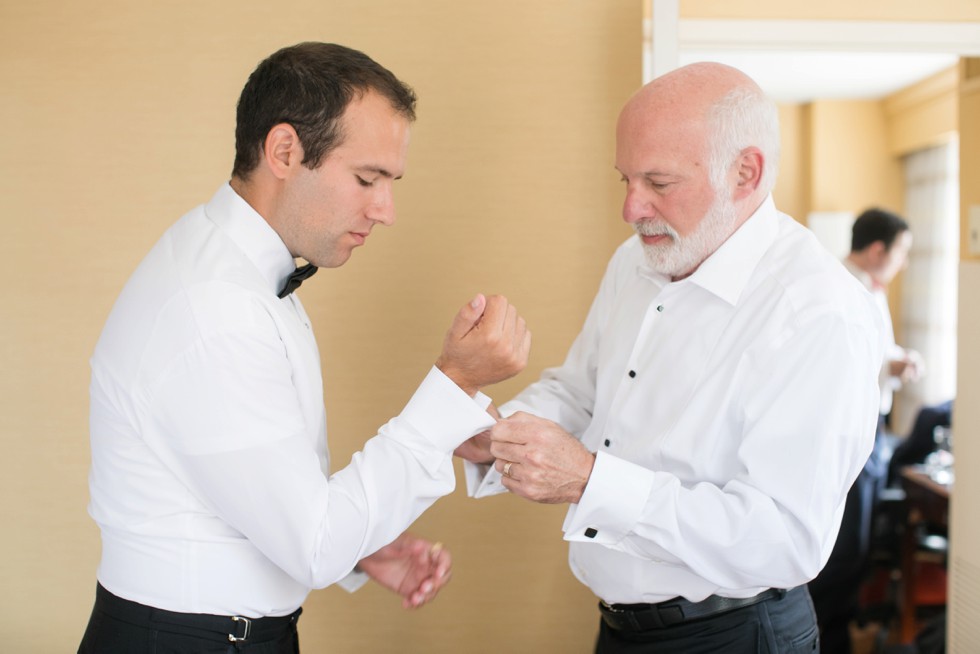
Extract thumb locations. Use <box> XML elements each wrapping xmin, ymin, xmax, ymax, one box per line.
<box><xmin>447</xmin><ymin>294</ymin><xmax>486</xmax><ymax>341</ymax></box>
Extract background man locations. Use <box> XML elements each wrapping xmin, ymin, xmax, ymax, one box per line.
<box><xmin>844</xmin><ymin>207</ymin><xmax>923</xmax><ymax>423</ymax></box>
<box><xmin>458</xmin><ymin>62</ymin><xmax>882</xmax><ymax>652</ymax></box>
<box><xmin>809</xmin><ymin>207</ymin><xmax>923</xmax><ymax>652</ymax></box>
<box><xmin>79</xmin><ymin>42</ymin><xmax>529</xmax><ymax>653</ymax></box>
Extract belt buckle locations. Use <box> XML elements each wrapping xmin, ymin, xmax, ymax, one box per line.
<box><xmin>228</xmin><ymin>616</ymin><xmax>251</xmax><ymax>643</ymax></box>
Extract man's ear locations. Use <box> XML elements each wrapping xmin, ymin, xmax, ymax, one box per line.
<box><xmin>867</xmin><ymin>240</ymin><xmax>887</xmax><ymax>262</ymax></box>
<box><xmin>733</xmin><ymin>147</ymin><xmax>763</xmax><ymax>200</ymax></box>
<box><xmin>263</xmin><ymin>123</ymin><xmax>303</xmax><ymax>180</ymax></box>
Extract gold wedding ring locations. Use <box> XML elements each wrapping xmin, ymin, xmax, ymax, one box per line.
<box><xmin>502</xmin><ymin>461</ymin><xmax>513</xmax><ymax>477</ymax></box>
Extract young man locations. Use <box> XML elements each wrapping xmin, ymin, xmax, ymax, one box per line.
<box><xmin>844</xmin><ymin>207</ymin><xmax>923</xmax><ymax>419</ymax></box>
<box><xmin>809</xmin><ymin>207</ymin><xmax>923</xmax><ymax>652</ymax></box>
<box><xmin>79</xmin><ymin>43</ymin><xmax>529</xmax><ymax>653</ymax></box>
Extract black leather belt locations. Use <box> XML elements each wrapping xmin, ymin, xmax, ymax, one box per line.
<box><xmin>93</xmin><ymin>583</ymin><xmax>301</xmax><ymax>644</ymax></box>
<box><xmin>599</xmin><ymin>588</ymin><xmax>786</xmax><ymax>632</ymax></box>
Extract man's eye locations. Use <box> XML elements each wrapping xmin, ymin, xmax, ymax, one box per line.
<box><xmin>356</xmin><ymin>176</ymin><xmax>373</xmax><ymax>187</ymax></box>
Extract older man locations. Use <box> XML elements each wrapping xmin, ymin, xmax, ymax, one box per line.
<box><xmin>459</xmin><ymin>63</ymin><xmax>883</xmax><ymax>652</ymax></box>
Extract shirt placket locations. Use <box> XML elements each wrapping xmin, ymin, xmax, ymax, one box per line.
<box><xmin>600</xmin><ymin>286</ymin><xmax>674</xmax><ymax>456</ymax></box>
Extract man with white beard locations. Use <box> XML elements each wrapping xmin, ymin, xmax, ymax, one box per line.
<box><xmin>455</xmin><ymin>62</ymin><xmax>884</xmax><ymax>652</ymax></box>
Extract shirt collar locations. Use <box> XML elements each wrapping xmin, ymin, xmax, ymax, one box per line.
<box><xmin>204</xmin><ymin>183</ymin><xmax>297</xmax><ymax>295</ymax></box>
<box><xmin>685</xmin><ymin>194</ymin><xmax>779</xmax><ymax>306</ymax></box>
<box><xmin>842</xmin><ymin>258</ymin><xmax>881</xmax><ymax>293</ymax></box>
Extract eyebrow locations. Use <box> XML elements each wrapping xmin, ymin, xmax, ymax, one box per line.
<box><xmin>615</xmin><ymin>167</ymin><xmax>677</xmax><ymax>179</ymax></box>
<box><xmin>355</xmin><ymin>165</ymin><xmax>403</xmax><ymax>181</ymax></box>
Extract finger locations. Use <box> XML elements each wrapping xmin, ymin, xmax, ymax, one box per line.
<box><xmin>494</xmin><ymin>457</ymin><xmax>522</xmax><ymax>480</ymax></box>
<box><xmin>512</xmin><ymin>314</ymin><xmax>526</xmax><ymax>350</ymax></box>
<box><xmin>447</xmin><ymin>294</ymin><xmax>487</xmax><ymax>341</ymax></box>
<box><xmin>499</xmin><ymin>473</ymin><xmax>519</xmax><ymax>494</ymax></box>
<box><xmin>490</xmin><ymin>442</ymin><xmax>522</xmax><ymax>465</ymax></box>
<box><xmin>490</xmin><ymin>441</ymin><xmax>525</xmax><ymax>471</ymax></box>
<box><xmin>434</xmin><ymin>549</ymin><xmax>452</xmax><ymax>580</ymax></box>
<box><xmin>493</xmin><ymin>456</ymin><xmax>522</xmax><ymax>477</ymax></box>
<box><xmin>481</xmin><ymin>294</ymin><xmax>510</xmax><ymax>333</ymax></box>
<box><xmin>505</xmin><ymin>302</ymin><xmax>518</xmax><ymax>338</ymax></box>
<box><xmin>489</xmin><ymin>420</ymin><xmax>527</xmax><ymax>446</ymax></box>
<box><xmin>427</xmin><ymin>541</ymin><xmax>444</xmax><ymax>571</ymax></box>
<box><xmin>517</xmin><ymin>316</ymin><xmax>530</xmax><ymax>353</ymax></box>
<box><xmin>489</xmin><ymin>438</ymin><xmax>524</xmax><ymax>460</ymax></box>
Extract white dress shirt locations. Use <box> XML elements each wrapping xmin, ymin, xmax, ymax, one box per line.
<box><xmin>469</xmin><ymin>196</ymin><xmax>883</xmax><ymax>604</ymax></box>
<box><xmin>89</xmin><ymin>183</ymin><xmax>494</xmax><ymax>617</ymax></box>
<box><xmin>842</xmin><ymin>258</ymin><xmax>905</xmax><ymax>416</ymax></box>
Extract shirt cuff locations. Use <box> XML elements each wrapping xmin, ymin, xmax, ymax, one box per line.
<box><xmin>463</xmin><ymin>460</ymin><xmax>509</xmax><ymax>498</ymax></box>
<box><xmin>562</xmin><ymin>451</ymin><xmax>654</xmax><ymax>545</ymax></box>
<box><xmin>335</xmin><ymin>568</ymin><xmax>369</xmax><ymax>593</ymax></box>
<box><xmin>397</xmin><ymin>367</ymin><xmax>496</xmax><ymax>451</ymax></box>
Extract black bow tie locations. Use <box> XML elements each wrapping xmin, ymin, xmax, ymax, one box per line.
<box><xmin>278</xmin><ymin>263</ymin><xmax>318</xmax><ymax>298</ymax></box>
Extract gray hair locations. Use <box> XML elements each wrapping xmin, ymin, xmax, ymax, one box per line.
<box><xmin>705</xmin><ymin>85</ymin><xmax>780</xmax><ymax>195</ymax></box>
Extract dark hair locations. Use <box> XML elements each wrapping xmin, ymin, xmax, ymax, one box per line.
<box><xmin>231</xmin><ymin>42</ymin><xmax>417</xmax><ymax>180</ymax></box>
<box><xmin>851</xmin><ymin>207</ymin><xmax>910</xmax><ymax>252</ymax></box>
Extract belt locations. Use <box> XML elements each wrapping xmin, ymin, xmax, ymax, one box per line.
<box><xmin>599</xmin><ymin>588</ymin><xmax>786</xmax><ymax>632</ymax></box>
<box><xmin>93</xmin><ymin>583</ymin><xmax>302</xmax><ymax>644</ymax></box>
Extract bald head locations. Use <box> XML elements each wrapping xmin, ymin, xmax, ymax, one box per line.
<box><xmin>626</xmin><ymin>62</ymin><xmax>756</xmax><ymax>119</ymax></box>
<box><xmin>619</xmin><ymin>62</ymin><xmax>780</xmax><ymax>201</ymax></box>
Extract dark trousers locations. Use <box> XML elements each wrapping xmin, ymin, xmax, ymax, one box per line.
<box><xmin>808</xmin><ymin>418</ymin><xmax>891</xmax><ymax>654</ymax></box>
<box><xmin>595</xmin><ymin>586</ymin><xmax>818</xmax><ymax>653</ymax></box>
<box><xmin>78</xmin><ymin>584</ymin><xmax>301</xmax><ymax>654</ymax></box>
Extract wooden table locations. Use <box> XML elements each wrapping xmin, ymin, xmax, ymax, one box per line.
<box><xmin>899</xmin><ymin>465</ymin><xmax>951</xmax><ymax>642</ymax></box>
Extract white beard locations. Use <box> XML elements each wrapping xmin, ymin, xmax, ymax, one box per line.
<box><xmin>634</xmin><ymin>194</ymin><xmax>738</xmax><ymax>279</ymax></box>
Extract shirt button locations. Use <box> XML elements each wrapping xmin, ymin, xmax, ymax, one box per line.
<box><xmin>628</xmin><ymin>370</ymin><xmax>636</xmax><ymax>378</ymax></box>
<box><xmin>604</xmin><ymin>439</ymin><xmax>611</xmax><ymax>447</ymax></box>
<box><xmin>657</xmin><ymin>305</ymin><xmax>664</xmax><ymax>312</ymax></box>
<box><xmin>585</xmin><ymin>528</ymin><xmax>598</xmax><ymax>538</ymax></box>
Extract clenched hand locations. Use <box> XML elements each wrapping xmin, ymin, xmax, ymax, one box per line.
<box><xmin>436</xmin><ymin>294</ymin><xmax>530</xmax><ymax>396</ymax></box>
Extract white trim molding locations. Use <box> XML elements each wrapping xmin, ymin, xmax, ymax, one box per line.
<box><xmin>679</xmin><ymin>19</ymin><xmax>980</xmax><ymax>55</ymax></box>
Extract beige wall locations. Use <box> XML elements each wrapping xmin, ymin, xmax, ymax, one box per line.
<box><xmin>0</xmin><ymin>2</ymin><xmax>638</xmax><ymax>652</ymax></box>
<box><xmin>885</xmin><ymin>67</ymin><xmax>959</xmax><ymax>157</ymax></box>
<box><xmin>772</xmin><ymin>104</ymin><xmax>809</xmax><ymax>222</ymax></box>
<box><xmin>808</xmin><ymin>100</ymin><xmax>904</xmax><ymax>215</ymax></box>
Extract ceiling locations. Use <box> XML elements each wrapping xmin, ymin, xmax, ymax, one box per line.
<box><xmin>660</xmin><ymin>18</ymin><xmax>980</xmax><ymax>105</ymax></box>
<box><xmin>677</xmin><ymin>50</ymin><xmax>959</xmax><ymax>104</ymax></box>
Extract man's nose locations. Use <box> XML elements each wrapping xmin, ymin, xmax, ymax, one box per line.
<box><xmin>367</xmin><ymin>187</ymin><xmax>396</xmax><ymax>226</ymax></box>
<box><xmin>622</xmin><ymin>187</ymin><xmax>651</xmax><ymax>224</ymax></box>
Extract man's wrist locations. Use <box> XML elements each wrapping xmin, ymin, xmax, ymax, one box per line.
<box><xmin>434</xmin><ymin>360</ymin><xmax>478</xmax><ymax>396</ymax></box>
<box><xmin>571</xmin><ymin>453</ymin><xmax>597</xmax><ymax>503</ymax></box>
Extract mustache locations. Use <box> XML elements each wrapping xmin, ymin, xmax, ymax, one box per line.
<box><xmin>633</xmin><ymin>220</ymin><xmax>678</xmax><ymax>240</ymax></box>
